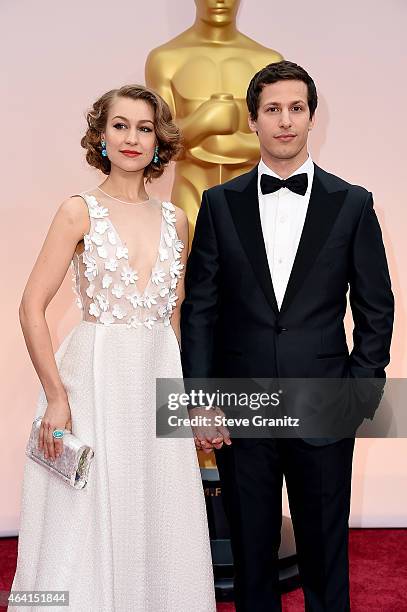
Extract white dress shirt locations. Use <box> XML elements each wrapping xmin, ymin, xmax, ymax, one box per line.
<box><xmin>257</xmin><ymin>155</ymin><xmax>314</xmax><ymax>309</ymax></box>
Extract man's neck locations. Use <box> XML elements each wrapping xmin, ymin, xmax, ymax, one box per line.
<box><xmin>260</xmin><ymin>151</ymin><xmax>310</xmax><ymax>179</ymax></box>
<box><xmin>193</xmin><ymin>19</ymin><xmax>239</xmax><ymax>43</ymax></box>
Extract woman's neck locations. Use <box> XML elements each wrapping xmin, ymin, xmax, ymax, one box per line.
<box><xmin>100</xmin><ymin>168</ymin><xmax>148</xmax><ymax>203</ymax></box>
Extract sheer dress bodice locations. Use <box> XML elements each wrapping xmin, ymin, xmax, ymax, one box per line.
<box><xmin>72</xmin><ymin>188</ymin><xmax>185</xmax><ymax>329</ymax></box>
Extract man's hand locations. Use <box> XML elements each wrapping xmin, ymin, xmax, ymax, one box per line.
<box><xmin>189</xmin><ymin>407</ymin><xmax>232</xmax><ymax>453</ymax></box>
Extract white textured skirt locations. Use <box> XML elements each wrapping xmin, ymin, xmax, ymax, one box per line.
<box><xmin>10</xmin><ymin>321</ymin><xmax>215</xmax><ymax>612</ymax></box>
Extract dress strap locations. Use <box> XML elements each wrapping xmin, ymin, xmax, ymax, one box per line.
<box><xmin>78</xmin><ymin>193</ymin><xmax>109</xmax><ymax>219</ymax></box>
<box><xmin>71</xmin><ymin>192</ymin><xmax>111</xmax><ymax>236</ymax></box>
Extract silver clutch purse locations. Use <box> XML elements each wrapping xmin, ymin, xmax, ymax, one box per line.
<box><xmin>26</xmin><ymin>416</ymin><xmax>94</xmax><ymax>489</ymax></box>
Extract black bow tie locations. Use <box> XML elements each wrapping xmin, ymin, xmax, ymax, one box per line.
<box><xmin>260</xmin><ymin>172</ymin><xmax>308</xmax><ymax>197</ymax></box>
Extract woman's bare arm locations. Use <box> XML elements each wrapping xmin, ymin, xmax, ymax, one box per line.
<box><xmin>20</xmin><ymin>196</ymin><xmax>89</xmax><ymax>459</ymax></box>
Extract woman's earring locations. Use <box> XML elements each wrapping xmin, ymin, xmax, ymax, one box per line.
<box><xmin>153</xmin><ymin>145</ymin><xmax>159</xmax><ymax>164</ymax></box>
<box><xmin>101</xmin><ymin>139</ymin><xmax>108</xmax><ymax>158</ymax></box>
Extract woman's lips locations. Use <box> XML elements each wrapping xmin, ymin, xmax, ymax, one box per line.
<box><xmin>120</xmin><ymin>151</ymin><xmax>142</xmax><ymax>157</ymax></box>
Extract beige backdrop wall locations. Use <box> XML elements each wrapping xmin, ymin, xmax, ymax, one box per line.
<box><xmin>1</xmin><ymin>0</ymin><xmax>406</xmax><ymax>535</ymax></box>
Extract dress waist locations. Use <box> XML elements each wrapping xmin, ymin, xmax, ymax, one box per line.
<box><xmin>80</xmin><ymin>318</ymin><xmax>171</xmax><ymax>330</ymax></box>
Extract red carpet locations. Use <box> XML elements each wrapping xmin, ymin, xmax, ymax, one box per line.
<box><xmin>1</xmin><ymin>529</ymin><xmax>406</xmax><ymax>611</ymax></box>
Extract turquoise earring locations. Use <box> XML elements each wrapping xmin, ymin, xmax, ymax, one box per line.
<box><xmin>153</xmin><ymin>145</ymin><xmax>159</xmax><ymax>164</ymax></box>
<box><xmin>101</xmin><ymin>139</ymin><xmax>108</xmax><ymax>158</ymax></box>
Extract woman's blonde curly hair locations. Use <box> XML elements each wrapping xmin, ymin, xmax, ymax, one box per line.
<box><xmin>81</xmin><ymin>85</ymin><xmax>183</xmax><ymax>182</ymax></box>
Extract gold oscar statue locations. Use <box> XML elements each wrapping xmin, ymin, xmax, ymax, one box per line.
<box><xmin>146</xmin><ymin>1</ymin><xmax>282</xmax><ymax>466</ymax></box>
<box><xmin>145</xmin><ymin>0</ymin><xmax>283</xmax><ymax>235</ymax></box>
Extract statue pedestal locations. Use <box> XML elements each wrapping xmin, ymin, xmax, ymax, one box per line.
<box><xmin>201</xmin><ymin>468</ymin><xmax>300</xmax><ymax>600</ymax></box>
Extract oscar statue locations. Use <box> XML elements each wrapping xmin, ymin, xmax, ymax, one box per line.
<box><xmin>145</xmin><ymin>0</ymin><xmax>283</xmax><ymax>235</ymax></box>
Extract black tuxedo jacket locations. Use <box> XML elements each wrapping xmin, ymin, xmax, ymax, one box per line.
<box><xmin>181</xmin><ymin>164</ymin><xmax>394</xmax><ymax>431</ymax></box>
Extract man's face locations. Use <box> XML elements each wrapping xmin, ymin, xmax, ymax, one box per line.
<box><xmin>195</xmin><ymin>0</ymin><xmax>240</xmax><ymax>26</ymax></box>
<box><xmin>248</xmin><ymin>80</ymin><xmax>314</xmax><ymax>164</ymax></box>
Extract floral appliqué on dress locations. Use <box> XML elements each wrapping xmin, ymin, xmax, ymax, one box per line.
<box><xmin>72</xmin><ymin>194</ymin><xmax>184</xmax><ymax>329</ymax></box>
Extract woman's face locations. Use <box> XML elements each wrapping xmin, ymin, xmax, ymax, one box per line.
<box><xmin>102</xmin><ymin>96</ymin><xmax>156</xmax><ymax>173</ymax></box>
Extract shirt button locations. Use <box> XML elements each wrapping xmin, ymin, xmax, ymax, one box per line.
<box><xmin>278</xmin><ymin>258</ymin><xmax>283</xmax><ymax>264</ymax></box>
<box><xmin>279</xmin><ymin>217</ymin><xmax>286</xmax><ymax>223</ymax></box>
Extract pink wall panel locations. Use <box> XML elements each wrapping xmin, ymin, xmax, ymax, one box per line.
<box><xmin>0</xmin><ymin>0</ymin><xmax>405</xmax><ymax>532</ymax></box>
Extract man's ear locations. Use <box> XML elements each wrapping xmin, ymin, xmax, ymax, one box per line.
<box><xmin>248</xmin><ymin>114</ymin><xmax>258</xmax><ymax>134</ymax></box>
<box><xmin>308</xmin><ymin>113</ymin><xmax>315</xmax><ymax>131</ymax></box>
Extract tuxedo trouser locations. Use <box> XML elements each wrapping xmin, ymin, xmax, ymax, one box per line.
<box><xmin>215</xmin><ymin>437</ymin><xmax>355</xmax><ymax>612</ymax></box>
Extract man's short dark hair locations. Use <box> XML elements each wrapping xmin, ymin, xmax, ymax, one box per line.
<box><xmin>246</xmin><ymin>60</ymin><xmax>318</xmax><ymax>120</ymax></box>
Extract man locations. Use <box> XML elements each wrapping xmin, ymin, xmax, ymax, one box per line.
<box><xmin>181</xmin><ymin>61</ymin><xmax>394</xmax><ymax>611</ymax></box>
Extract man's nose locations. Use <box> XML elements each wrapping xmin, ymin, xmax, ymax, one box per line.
<box><xmin>279</xmin><ymin>109</ymin><xmax>292</xmax><ymax>129</ymax></box>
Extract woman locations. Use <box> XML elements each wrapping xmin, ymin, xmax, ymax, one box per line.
<box><xmin>10</xmin><ymin>85</ymin><xmax>216</xmax><ymax>611</ymax></box>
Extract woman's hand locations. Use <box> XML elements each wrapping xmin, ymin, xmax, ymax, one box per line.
<box><xmin>38</xmin><ymin>397</ymin><xmax>72</xmax><ymax>461</ymax></box>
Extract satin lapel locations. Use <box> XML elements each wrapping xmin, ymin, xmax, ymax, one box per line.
<box><xmin>225</xmin><ymin>169</ymin><xmax>279</xmax><ymax>315</ymax></box>
<box><xmin>279</xmin><ymin>168</ymin><xmax>347</xmax><ymax>315</ymax></box>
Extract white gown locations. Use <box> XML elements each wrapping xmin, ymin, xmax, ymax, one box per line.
<box><xmin>10</xmin><ymin>189</ymin><xmax>216</xmax><ymax>611</ymax></box>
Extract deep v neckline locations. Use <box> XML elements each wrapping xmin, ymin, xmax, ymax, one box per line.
<box><xmin>101</xmin><ymin>198</ymin><xmax>165</xmax><ymax>298</ymax></box>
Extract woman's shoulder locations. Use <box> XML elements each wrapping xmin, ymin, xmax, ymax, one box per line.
<box><xmin>173</xmin><ymin>206</ymin><xmax>188</xmax><ymax>234</ymax></box>
<box><xmin>59</xmin><ymin>194</ymin><xmax>85</xmax><ymax>214</ymax></box>
<box><xmin>152</xmin><ymin>197</ymin><xmax>186</xmax><ymax>225</ymax></box>
<box><xmin>61</xmin><ymin>187</ymin><xmax>106</xmax><ymax>216</ymax></box>
<box><xmin>164</xmin><ymin>202</ymin><xmax>188</xmax><ymax>242</ymax></box>
<box><xmin>172</xmin><ymin>203</ymin><xmax>187</xmax><ymax>219</ymax></box>
<box><xmin>55</xmin><ymin>194</ymin><xmax>89</xmax><ymax>230</ymax></box>
<box><xmin>159</xmin><ymin>200</ymin><xmax>187</xmax><ymax>222</ymax></box>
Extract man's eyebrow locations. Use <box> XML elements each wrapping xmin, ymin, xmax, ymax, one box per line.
<box><xmin>263</xmin><ymin>99</ymin><xmax>307</xmax><ymax>106</ymax></box>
